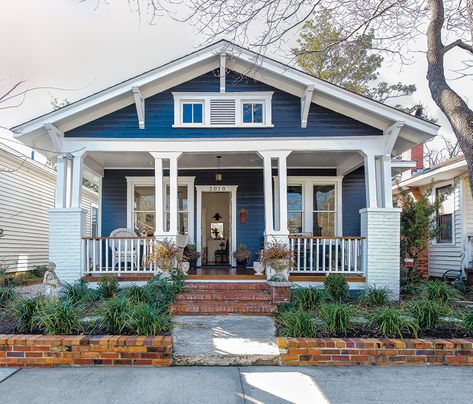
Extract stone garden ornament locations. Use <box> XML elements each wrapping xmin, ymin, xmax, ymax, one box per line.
<box><xmin>43</xmin><ymin>262</ymin><xmax>63</xmax><ymax>299</ymax></box>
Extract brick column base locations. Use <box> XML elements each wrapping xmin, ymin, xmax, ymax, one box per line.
<box><xmin>268</xmin><ymin>281</ymin><xmax>292</xmax><ymax>304</ymax></box>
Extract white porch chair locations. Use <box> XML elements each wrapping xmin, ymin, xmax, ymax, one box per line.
<box><xmin>109</xmin><ymin>228</ymin><xmax>138</xmax><ymax>271</ymax></box>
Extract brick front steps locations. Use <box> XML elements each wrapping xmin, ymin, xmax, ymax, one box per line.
<box><xmin>170</xmin><ymin>282</ymin><xmax>282</xmax><ymax>316</ymax></box>
<box><xmin>0</xmin><ymin>335</ymin><xmax>172</xmax><ymax>368</ymax></box>
<box><xmin>277</xmin><ymin>337</ymin><xmax>473</xmax><ymax>366</ymax></box>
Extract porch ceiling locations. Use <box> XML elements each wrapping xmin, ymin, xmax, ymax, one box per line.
<box><xmin>87</xmin><ymin>150</ymin><xmax>358</xmax><ymax>170</ymax></box>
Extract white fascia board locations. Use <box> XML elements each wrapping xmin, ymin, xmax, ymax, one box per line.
<box><xmin>397</xmin><ymin>159</ymin><xmax>467</xmax><ymax>188</ymax></box>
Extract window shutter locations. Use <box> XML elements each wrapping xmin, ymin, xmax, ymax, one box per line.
<box><xmin>210</xmin><ymin>99</ymin><xmax>236</xmax><ymax>125</ymax></box>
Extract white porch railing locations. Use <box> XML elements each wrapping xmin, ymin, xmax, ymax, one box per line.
<box><xmin>289</xmin><ymin>236</ymin><xmax>365</xmax><ymax>275</ymax></box>
<box><xmin>82</xmin><ymin>237</ymin><xmax>156</xmax><ymax>274</ymax></box>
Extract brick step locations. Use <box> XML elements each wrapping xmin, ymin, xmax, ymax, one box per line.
<box><xmin>171</xmin><ymin>301</ymin><xmax>278</xmax><ymax>316</ymax></box>
<box><xmin>184</xmin><ymin>282</ymin><xmax>269</xmax><ymax>291</ymax></box>
<box><xmin>176</xmin><ymin>291</ymin><xmax>272</xmax><ymax>301</ymax></box>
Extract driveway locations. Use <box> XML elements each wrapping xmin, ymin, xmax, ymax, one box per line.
<box><xmin>0</xmin><ymin>366</ymin><xmax>471</xmax><ymax>404</ymax></box>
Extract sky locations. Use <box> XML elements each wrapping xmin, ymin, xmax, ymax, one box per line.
<box><xmin>1</xmin><ymin>0</ymin><xmax>471</xmax><ymax>160</ymax></box>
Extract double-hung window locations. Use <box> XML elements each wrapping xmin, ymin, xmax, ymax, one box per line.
<box><xmin>133</xmin><ymin>186</ymin><xmax>156</xmax><ymax>236</ymax></box>
<box><xmin>436</xmin><ymin>185</ymin><xmax>454</xmax><ymax>244</ymax></box>
<box><xmin>165</xmin><ymin>185</ymin><xmax>190</xmax><ymax>235</ymax></box>
<box><xmin>182</xmin><ymin>102</ymin><xmax>203</xmax><ymax>124</ymax></box>
<box><xmin>313</xmin><ymin>185</ymin><xmax>336</xmax><ymax>236</ymax></box>
<box><xmin>287</xmin><ymin>185</ymin><xmax>304</xmax><ymax>233</ymax></box>
<box><xmin>242</xmin><ymin>102</ymin><xmax>264</xmax><ymax>124</ymax></box>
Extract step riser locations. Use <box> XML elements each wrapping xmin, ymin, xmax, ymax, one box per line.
<box><xmin>171</xmin><ymin>305</ymin><xmax>277</xmax><ymax>315</ymax></box>
<box><xmin>176</xmin><ymin>294</ymin><xmax>271</xmax><ymax>302</ymax></box>
<box><xmin>184</xmin><ymin>283</ymin><xmax>269</xmax><ymax>291</ymax></box>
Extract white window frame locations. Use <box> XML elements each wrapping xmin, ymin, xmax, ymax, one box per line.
<box><xmin>180</xmin><ymin>100</ymin><xmax>205</xmax><ymax>126</ymax></box>
<box><xmin>274</xmin><ymin>176</ymin><xmax>343</xmax><ymax>236</ymax></box>
<box><xmin>431</xmin><ymin>180</ymin><xmax>456</xmax><ymax>246</ymax></box>
<box><xmin>286</xmin><ymin>183</ymin><xmax>305</xmax><ymax>234</ymax></box>
<box><xmin>172</xmin><ymin>92</ymin><xmax>273</xmax><ymax>128</ymax></box>
<box><xmin>126</xmin><ymin>176</ymin><xmax>195</xmax><ymax>242</ymax></box>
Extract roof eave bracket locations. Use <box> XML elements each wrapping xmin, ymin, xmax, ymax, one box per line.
<box><xmin>384</xmin><ymin>120</ymin><xmax>405</xmax><ymax>156</ymax></box>
<box><xmin>301</xmin><ymin>85</ymin><xmax>315</xmax><ymax>128</ymax></box>
<box><xmin>132</xmin><ymin>86</ymin><xmax>145</xmax><ymax>129</ymax></box>
<box><xmin>44</xmin><ymin>123</ymin><xmax>64</xmax><ymax>153</ymax></box>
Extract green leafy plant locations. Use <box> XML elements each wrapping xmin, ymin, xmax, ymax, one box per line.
<box><xmin>462</xmin><ymin>310</ymin><xmax>473</xmax><ymax>333</ymax></box>
<box><xmin>233</xmin><ymin>243</ymin><xmax>252</xmax><ymax>262</ymax></box>
<box><xmin>319</xmin><ymin>302</ymin><xmax>353</xmax><ymax>335</ymax></box>
<box><xmin>12</xmin><ymin>297</ymin><xmax>45</xmax><ymax>333</ymax></box>
<box><xmin>98</xmin><ymin>277</ymin><xmax>119</xmax><ymax>299</ymax></box>
<box><xmin>361</xmin><ymin>285</ymin><xmax>392</xmax><ymax>307</ymax></box>
<box><xmin>400</xmin><ymin>269</ymin><xmax>424</xmax><ymax>296</ymax></box>
<box><xmin>324</xmin><ymin>274</ymin><xmax>349</xmax><ymax>302</ymax></box>
<box><xmin>370</xmin><ymin>307</ymin><xmax>419</xmax><ymax>338</ymax></box>
<box><xmin>277</xmin><ymin>309</ymin><xmax>318</xmax><ymax>338</ymax></box>
<box><xmin>63</xmin><ymin>280</ymin><xmax>97</xmax><ymax>305</ymax></box>
<box><xmin>119</xmin><ymin>283</ymin><xmax>154</xmax><ymax>305</ymax></box>
<box><xmin>101</xmin><ymin>296</ymin><xmax>132</xmax><ymax>334</ymax></box>
<box><xmin>125</xmin><ymin>303</ymin><xmax>172</xmax><ymax>335</ymax></box>
<box><xmin>32</xmin><ymin>300</ymin><xmax>81</xmax><ymax>335</ymax></box>
<box><xmin>420</xmin><ymin>280</ymin><xmax>461</xmax><ymax>305</ymax></box>
<box><xmin>292</xmin><ymin>287</ymin><xmax>327</xmax><ymax>311</ymax></box>
<box><xmin>409</xmin><ymin>299</ymin><xmax>448</xmax><ymax>330</ymax></box>
<box><xmin>0</xmin><ymin>285</ymin><xmax>16</xmax><ymax>307</ymax></box>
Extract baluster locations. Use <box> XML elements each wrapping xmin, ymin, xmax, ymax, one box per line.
<box><xmin>105</xmin><ymin>239</ymin><xmax>109</xmax><ymax>272</ymax></box>
<box><xmin>303</xmin><ymin>238</ymin><xmax>307</xmax><ymax>271</ymax></box>
<box><xmin>328</xmin><ymin>238</ymin><xmax>332</xmax><ymax>272</ymax></box>
<box><xmin>296</xmin><ymin>239</ymin><xmax>301</xmax><ymax>271</ymax></box>
<box><xmin>322</xmin><ymin>239</ymin><xmax>326</xmax><ymax>272</ymax></box>
<box><xmin>354</xmin><ymin>239</ymin><xmax>358</xmax><ymax>272</ymax></box>
<box><xmin>341</xmin><ymin>239</ymin><xmax>345</xmax><ymax>272</ymax></box>
<box><xmin>92</xmin><ymin>238</ymin><xmax>96</xmax><ymax>274</ymax></box>
<box><xmin>335</xmin><ymin>238</ymin><xmax>339</xmax><ymax>272</ymax></box>
<box><xmin>316</xmin><ymin>238</ymin><xmax>319</xmax><ymax>272</ymax></box>
<box><xmin>309</xmin><ymin>238</ymin><xmax>314</xmax><ymax>272</ymax></box>
<box><xmin>348</xmin><ymin>239</ymin><xmax>352</xmax><ymax>272</ymax></box>
<box><xmin>118</xmin><ymin>239</ymin><xmax>122</xmax><ymax>273</ymax></box>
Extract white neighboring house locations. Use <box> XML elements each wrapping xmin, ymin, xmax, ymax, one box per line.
<box><xmin>0</xmin><ymin>142</ymin><xmax>99</xmax><ymax>273</ymax></box>
<box><xmin>395</xmin><ymin>155</ymin><xmax>472</xmax><ymax>278</ymax></box>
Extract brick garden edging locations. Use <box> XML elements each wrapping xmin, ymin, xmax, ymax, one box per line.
<box><xmin>277</xmin><ymin>337</ymin><xmax>473</xmax><ymax>366</ymax></box>
<box><xmin>0</xmin><ymin>334</ymin><xmax>172</xmax><ymax>367</ymax></box>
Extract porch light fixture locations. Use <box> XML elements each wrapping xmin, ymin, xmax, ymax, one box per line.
<box><xmin>215</xmin><ymin>155</ymin><xmax>223</xmax><ymax>183</ymax></box>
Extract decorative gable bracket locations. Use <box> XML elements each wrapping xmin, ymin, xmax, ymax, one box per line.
<box><xmin>44</xmin><ymin>123</ymin><xmax>64</xmax><ymax>152</ymax></box>
<box><xmin>132</xmin><ymin>86</ymin><xmax>145</xmax><ymax>129</ymax></box>
<box><xmin>300</xmin><ymin>85</ymin><xmax>315</xmax><ymax>128</ymax></box>
<box><xmin>384</xmin><ymin>121</ymin><xmax>405</xmax><ymax>155</ymax></box>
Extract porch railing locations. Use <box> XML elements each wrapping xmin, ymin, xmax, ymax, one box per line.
<box><xmin>82</xmin><ymin>237</ymin><xmax>156</xmax><ymax>274</ymax></box>
<box><xmin>289</xmin><ymin>236</ymin><xmax>365</xmax><ymax>275</ymax></box>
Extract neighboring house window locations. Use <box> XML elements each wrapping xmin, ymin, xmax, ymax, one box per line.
<box><xmin>313</xmin><ymin>185</ymin><xmax>336</xmax><ymax>236</ymax></box>
<box><xmin>287</xmin><ymin>185</ymin><xmax>304</xmax><ymax>233</ymax></box>
<box><xmin>133</xmin><ymin>186</ymin><xmax>156</xmax><ymax>236</ymax></box>
<box><xmin>436</xmin><ymin>185</ymin><xmax>454</xmax><ymax>243</ymax></box>
<box><xmin>242</xmin><ymin>102</ymin><xmax>264</xmax><ymax>124</ymax></box>
<box><xmin>182</xmin><ymin>102</ymin><xmax>203</xmax><ymax>124</ymax></box>
<box><xmin>91</xmin><ymin>206</ymin><xmax>99</xmax><ymax>237</ymax></box>
<box><xmin>165</xmin><ymin>185</ymin><xmax>189</xmax><ymax>235</ymax></box>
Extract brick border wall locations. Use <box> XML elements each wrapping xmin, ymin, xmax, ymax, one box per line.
<box><xmin>277</xmin><ymin>337</ymin><xmax>473</xmax><ymax>366</ymax></box>
<box><xmin>0</xmin><ymin>335</ymin><xmax>172</xmax><ymax>368</ymax></box>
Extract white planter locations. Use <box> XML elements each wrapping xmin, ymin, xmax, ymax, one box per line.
<box><xmin>267</xmin><ymin>259</ymin><xmax>290</xmax><ymax>281</ymax></box>
<box><xmin>180</xmin><ymin>261</ymin><xmax>190</xmax><ymax>275</ymax></box>
<box><xmin>253</xmin><ymin>261</ymin><xmax>265</xmax><ymax>275</ymax></box>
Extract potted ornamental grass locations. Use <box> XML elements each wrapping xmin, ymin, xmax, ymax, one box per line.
<box><xmin>147</xmin><ymin>239</ymin><xmax>182</xmax><ymax>276</ymax></box>
<box><xmin>183</xmin><ymin>243</ymin><xmax>200</xmax><ymax>270</ymax></box>
<box><xmin>233</xmin><ymin>243</ymin><xmax>252</xmax><ymax>269</ymax></box>
<box><xmin>260</xmin><ymin>240</ymin><xmax>294</xmax><ymax>280</ymax></box>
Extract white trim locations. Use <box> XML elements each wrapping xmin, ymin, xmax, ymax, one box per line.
<box><xmin>219</xmin><ymin>53</ymin><xmax>226</xmax><ymax>93</ymax></box>
<box><xmin>125</xmin><ymin>176</ymin><xmax>195</xmax><ymax>241</ymax></box>
<box><xmin>431</xmin><ymin>180</ymin><xmax>456</xmax><ymax>247</ymax></box>
<box><xmin>44</xmin><ymin>123</ymin><xmax>64</xmax><ymax>152</ymax></box>
<box><xmin>132</xmin><ymin>86</ymin><xmax>145</xmax><ymax>129</ymax></box>
<box><xmin>274</xmin><ymin>176</ymin><xmax>343</xmax><ymax>236</ymax></box>
<box><xmin>195</xmin><ymin>185</ymin><xmax>238</xmax><ymax>267</ymax></box>
<box><xmin>301</xmin><ymin>85</ymin><xmax>315</xmax><ymax>128</ymax></box>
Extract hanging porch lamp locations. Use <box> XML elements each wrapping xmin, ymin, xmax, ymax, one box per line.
<box><xmin>215</xmin><ymin>155</ymin><xmax>223</xmax><ymax>183</ymax></box>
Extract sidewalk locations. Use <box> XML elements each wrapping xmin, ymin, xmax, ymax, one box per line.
<box><xmin>0</xmin><ymin>366</ymin><xmax>472</xmax><ymax>404</ymax></box>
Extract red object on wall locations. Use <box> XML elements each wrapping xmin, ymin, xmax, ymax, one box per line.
<box><xmin>411</xmin><ymin>143</ymin><xmax>424</xmax><ymax>173</ymax></box>
<box><xmin>240</xmin><ymin>208</ymin><xmax>246</xmax><ymax>224</ymax></box>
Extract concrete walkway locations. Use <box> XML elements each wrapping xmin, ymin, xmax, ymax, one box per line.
<box><xmin>172</xmin><ymin>316</ymin><xmax>279</xmax><ymax>365</ymax></box>
<box><xmin>0</xmin><ymin>366</ymin><xmax>472</xmax><ymax>404</ymax></box>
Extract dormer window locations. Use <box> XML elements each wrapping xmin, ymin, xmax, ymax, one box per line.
<box><xmin>173</xmin><ymin>92</ymin><xmax>273</xmax><ymax>128</ymax></box>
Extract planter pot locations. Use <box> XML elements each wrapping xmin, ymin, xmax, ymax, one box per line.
<box><xmin>253</xmin><ymin>262</ymin><xmax>265</xmax><ymax>275</ymax></box>
<box><xmin>267</xmin><ymin>259</ymin><xmax>290</xmax><ymax>281</ymax></box>
<box><xmin>157</xmin><ymin>258</ymin><xmax>174</xmax><ymax>277</ymax></box>
<box><xmin>188</xmin><ymin>259</ymin><xmax>198</xmax><ymax>270</ymax></box>
<box><xmin>180</xmin><ymin>261</ymin><xmax>190</xmax><ymax>275</ymax></box>
<box><xmin>236</xmin><ymin>259</ymin><xmax>248</xmax><ymax>270</ymax></box>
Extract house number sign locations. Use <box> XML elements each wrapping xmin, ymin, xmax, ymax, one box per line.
<box><xmin>208</xmin><ymin>186</ymin><xmax>226</xmax><ymax>192</ymax></box>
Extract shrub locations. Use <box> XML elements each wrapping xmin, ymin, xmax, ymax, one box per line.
<box><xmin>11</xmin><ymin>297</ymin><xmax>44</xmax><ymax>333</ymax></box>
<box><xmin>461</xmin><ymin>310</ymin><xmax>473</xmax><ymax>333</ymax></box>
<box><xmin>361</xmin><ymin>285</ymin><xmax>392</xmax><ymax>307</ymax></box>
<box><xmin>420</xmin><ymin>280</ymin><xmax>461</xmax><ymax>305</ymax></box>
<box><xmin>63</xmin><ymin>280</ymin><xmax>97</xmax><ymax>305</ymax></box>
<box><xmin>409</xmin><ymin>299</ymin><xmax>448</xmax><ymax>330</ymax></box>
<box><xmin>119</xmin><ymin>283</ymin><xmax>154</xmax><ymax>305</ymax></box>
<box><xmin>319</xmin><ymin>302</ymin><xmax>353</xmax><ymax>335</ymax></box>
<box><xmin>125</xmin><ymin>303</ymin><xmax>172</xmax><ymax>335</ymax></box>
<box><xmin>324</xmin><ymin>274</ymin><xmax>348</xmax><ymax>302</ymax></box>
<box><xmin>32</xmin><ymin>300</ymin><xmax>81</xmax><ymax>335</ymax></box>
<box><xmin>370</xmin><ymin>307</ymin><xmax>419</xmax><ymax>338</ymax></box>
<box><xmin>292</xmin><ymin>287</ymin><xmax>327</xmax><ymax>311</ymax></box>
<box><xmin>98</xmin><ymin>277</ymin><xmax>119</xmax><ymax>299</ymax></box>
<box><xmin>101</xmin><ymin>296</ymin><xmax>132</xmax><ymax>334</ymax></box>
<box><xmin>277</xmin><ymin>309</ymin><xmax>318</xmax><ymax>337</ymax></box>
<box><xmin>147</xmin><ymin>271</ymin><xmax>185</xmax><ymax>308</ymax></box>
<box><xmin>0</xmin><ymin>285</ymin><xmax>16</xmax><ymax>307</ymax></box>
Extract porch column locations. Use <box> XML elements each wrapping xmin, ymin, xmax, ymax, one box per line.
<box><xmin>154</xmin><ymin>156</ymin><xmax>164</xmax><ymax>236</ymax></box>
<box><xmin>71</xmin><ymin>151</ymin><xmax>86</xmax><ymax>208</ymax></box>
<box><xmin>363</xmin><ymin>153</ymin><xmax>378</xmax><ymax>208</ymax></box>
<box><xmin>381</xmin><ymin>155</ymin><xmax>393</xmax><ymax>208</ymax></box>
<box><xmin>55</xmin><ymin>155</ymin><xmax>67</xmax><ymax>208</ymax></box>
<box><xmin>259</xmin><ymin>152</ymin><xmax>274</xmax><ymax>234</ymax></box>
<box><xmin>169</xmin><ymin>153</ymin><xmax>180</xmax><ymax>236</ymax></box>
<box><xmin>277</xmin><ymin>151</ymin><xmax>291</xmax><ymax>234</ymax></box>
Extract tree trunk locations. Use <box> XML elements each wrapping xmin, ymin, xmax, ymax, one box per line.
<box><xmin>426</xmin><ymin>0</ymin><xmax>473</xmax><ymax>197</ymax></box>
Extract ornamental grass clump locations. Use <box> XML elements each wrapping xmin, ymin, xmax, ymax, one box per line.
<box><xmin>63</xmin><ymin>279</ymin><xmax>97</xmax><ymax>305</ymax></box>
<box><xmin>291</xmin><ymin>287</ymin><xmax>328</xmax><ymax>311</ymax></box>
<box><xmin>462</xmin><ymin>310</ymin><xmax>473</xmax><ymax>333</ymax></box>
<box><xmin>147</xmin><ymin>239</ymin><xmax>182</xmax><ymax>272</ymax></box>
<box><xmin>361</xmin><ymin>285</ymin><xmax>392</xmax><ymax>307</ymax></box>
<box><xmin>32</xmin><ymin>300</ymin><xmax>81</xmax><ymax>335</ymax></box>
<box><xmin>324</xmin><ymin>274</ymin><xmax>349</xmax><ymax>302</ymax></box>
<box><xmin>119</xmin><ymin>283</ymin><xmax>155</xmax><ymax>306</ymax></box>
<box><xmin>277</xmin><ymin>309</ymin><xmax>318</xmax><ymax>338</ymax></box>
<box><xmin>319</xmin><ymin>302</ymin><xmax>353</xmax><ymax>335</ymax></box>
<box><xmin>259</xmin><ymin>240</ymin><xmax>294</xmax><ymax>275</ymax></box>
<box><xmin>98</xmin><ymin>277</ymin><xmax>119</xmax><ymax>299</ymax></box>
<box><xmin>370</xmin><ymin>307</ymin><xmax>419</xmax><ymax>338</ymax></box>
<box><xmin>409</xmin><ymin>298</ymin><xmax>448</xmax><ymax>330</ymax></box>
<box><xmin>101</xmin><ymin>296</ymin><xmax>132</xmax><ymax>334</ymax></box>
<box><xmin>125</xmin><ymin>303</ymin><xmax>172</xmax><ymax>335</ymax></box>
<box><xmin>420</xmin><ymin>280</ymin><xmax>461</xmax><ymax>305</ymax></box>
<box><xmin>0</xmin><ymin>285</ymin><xmax>16</xmax><ymax>307</ymax></box>
<box><xmin>11</xmin><ymin>296</ymin><xmax>45</xmax><ymax>333</ymax></box>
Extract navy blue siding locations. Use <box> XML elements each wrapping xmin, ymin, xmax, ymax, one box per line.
<box><xmin>342</xmin><ymin>167</ymin><xmax>366</xmax><ymax>236</ymax></box>
<box><xmin>67</xmin><ymin>70</ymin><xmax>381</xmax><ymax>138</ymax></box>
<box><xmin>102</xmin><ymin>168</ymin><xmax>345</xmax><ymax>265</ymax></box>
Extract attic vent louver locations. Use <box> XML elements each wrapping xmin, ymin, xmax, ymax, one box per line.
<box><xmin>210</xmin><ymin>99</ymin><xmax>236</xmax><ymax>125</ymax></box>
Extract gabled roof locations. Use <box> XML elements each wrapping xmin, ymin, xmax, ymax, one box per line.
<box><xmin>12</xmin><ymin>40</ymin><xmax>438</xmax><ymax>155</ymax></box>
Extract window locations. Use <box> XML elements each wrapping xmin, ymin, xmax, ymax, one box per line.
<box><xmin>287</xmin><ymin>185</ymin><xmax>303</xmax><ymax>233</ymax></box>
<box><xmin>165</xmin><ymin>185</ymin><xmax>190</xmax><ymax>235</ymax></box>
<box><xmin>182</xmin><ymin>102</ymin><xmax>203</xmax><ymax>124</ymax></box>
<box><xmin>313</xmin><ymin>185</ymin><xmax>335</xmax><ymax>236</ymax></box>
<box><xmin>91</xmin><ymin>206</ymin><xmax>99</xmax><ymax>237</ymax></box>
<box><xmin>243</xmin><ymin>102</ymin><xmax>264</xmax><ymax>124</ymax></box>
<box><xmin>436</xmin><ymin>185</ymin><xmax>453</xmax><ymax>243</ymax></box>
<box><xmin>133</xmin><ymin>186</ymin><xmax>156</xmax><ymax>236</ymax></box>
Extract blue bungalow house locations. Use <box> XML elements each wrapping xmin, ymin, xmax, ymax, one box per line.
<box><xmin>13</xmin><ymin>41</ymin><xmax>438</xmax><ymax>299</ymax></box>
